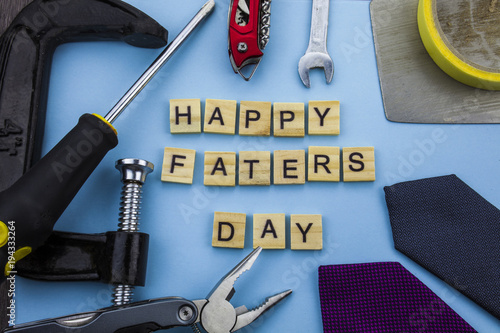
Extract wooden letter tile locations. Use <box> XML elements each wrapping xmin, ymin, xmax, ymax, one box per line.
<box><xmin>308</xmin><ymin>101</ymin><xmax>340</xmax><ymax>135</ymax></box>
<box><xmin>239</xmin><ymin>101</ymin><xmax>272</xmax><ymax>136</ymax></box>
<box><xmin>308</xmin><ymin>146</ymin><xmax>340</xmax><ymax>182</ymax></box>
<box><xmin>342</xmin><ymin>147</ymin><xmax>375</xmax><ymax>182</ymax></box>
<box><xmin>273</xmin><ymin>150</ymin><xmax>305</xmax><ymax>185</ymax></box>
<box><xmin>161</xmin><ymin>147</ymin><xmax>196</xmax><ymax>184</ymax></box>
<box><xmin>212</xmin><ymin>212</ymin><xmax>246</xmax><ymax>248</ymax></box>
<box><xmin>170</xmin><ymin>99</ymin><xmax>201</xmax><ymax>134</ymax></box>
<box><xmin>204</xmin><ymin>152</ymin><xmax>236</xmax><ymax>186</ymax></box>
<box><xmin>253</xmin><ymin>214</ymin><xmax>286</xmax><ymax>249</ymax></box>
<box><xmin>238</xmin><ymin>151</ymin><xmax>271</xmax><ymax>186</ymax></box>
<box><xmin>204</xmin><ymin>99</ymin><xmax>237</xmax><ymax>135</ymax></box>
<box><xmin>290</xmin><ymin>214</ymin><xmax>323</xmax><ymax>250</ymax></box>
<box><xmin>273</xmin><ymin>102</ymin><xmax>305</xmax><ymax>137</ymax></box>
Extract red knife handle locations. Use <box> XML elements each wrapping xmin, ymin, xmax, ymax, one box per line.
<box><xmin>229</xmin><ymin>0</ymin><xmax>263</xmax><ymax>68</ymax></box>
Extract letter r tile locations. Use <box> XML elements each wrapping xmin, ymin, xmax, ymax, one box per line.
<box><xmin>212</xmin><ymin>212</ymin><xmax>246</xmax><ymax>248</ymax></box>
<box><xmin>308</xmin><ymin>146</ymin><xmax>340</xmax><ymax>182</ymax></box>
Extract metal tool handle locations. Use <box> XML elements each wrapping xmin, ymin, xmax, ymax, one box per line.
<box><xmin>307</xmin><ymin>0</ymin><xmax>330</xmax><ymax>53</ymax></box>
<box><xmin>3</xmin><ymin>297</ymin><xmax>197</xmax><ymax>333</ymax></box>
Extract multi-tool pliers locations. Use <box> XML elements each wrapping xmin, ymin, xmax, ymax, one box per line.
<box><xmin>4</xmin><ymin>247</ymin><xmax>291</xmax><ymax>332</ymax></box>
<box><xmin>228</xmin><ymin>0</ymin><xmax>272</xmax><ymax>80</ymax></box>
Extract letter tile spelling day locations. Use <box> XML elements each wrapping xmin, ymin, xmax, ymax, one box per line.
<box><xmin>212</xmin><ymin>212</ymin><xmax>246</xmax><ymax>249</ymax></box>
<box><xmin>211</xmin><ymin>212</ymin><xmax>324</xmax><ymax>250</ymax></box>
<box><xmin>290</xmin><ymin>214</ymin><xmax>323</xmax><ymax>250</ymax></box>
<box><xmin>253</xmin><ymin>214</ymin><xmax>286</xmax><ymax>249</ymax></box>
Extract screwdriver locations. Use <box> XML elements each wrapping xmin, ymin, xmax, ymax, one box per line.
<box><xmin>0</xmin><ymin>0</ymin><xmax>215</xmax><ymax>280</ymax></box>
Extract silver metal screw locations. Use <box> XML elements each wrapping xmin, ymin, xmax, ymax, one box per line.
<box><xmin>237</xmin><ymin>42</ymin><xmax>248</xmax><ymax>53</ymax></box>
<box><xmin>112</xmin><ymin>158</ymin><xmax>154</xmax><ymax>306</ymax></box>
<box><xmin>179</xmin><ymin>306</ymin><xmax>195</xmax><ymax>321</ymax></box>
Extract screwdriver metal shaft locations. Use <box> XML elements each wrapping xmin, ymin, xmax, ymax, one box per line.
<box><xmin>0</xmin><ymin>1</ymin><xmax>215</xmax><ymax>284</ymax></box>
<box><xmin>105</xmin><ymin>0</ymin><xmax>215</xmax><ymax>124</ymax></box>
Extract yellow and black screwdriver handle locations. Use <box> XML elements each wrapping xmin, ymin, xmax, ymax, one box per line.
<box><xmin>0</xmin><ymin>114</ymin><xmax>117</xmax><ymax>279</ymax></box>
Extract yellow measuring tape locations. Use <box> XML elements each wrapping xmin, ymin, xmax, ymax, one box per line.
<box><xmin>418</xmin><ymin>0</ymin><xmax>500</xmax><ymax>90</ymax></box>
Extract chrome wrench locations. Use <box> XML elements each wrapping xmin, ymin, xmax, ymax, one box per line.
<box><xmin>298</xmin><ymin>0</ymin><xmax>334</xmax><ymax>88</ymax></box>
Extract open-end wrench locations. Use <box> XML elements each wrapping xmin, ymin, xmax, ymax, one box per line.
<box><xmin>298</xmin><ymin>0</ymin><xmax>334</xmax><ymax>88</ymax></box>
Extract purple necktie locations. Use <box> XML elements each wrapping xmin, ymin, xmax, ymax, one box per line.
<box><xmin>318</xmin><ymin>262</ymin><xmax>476</xmax><ymax>332</ymax></box>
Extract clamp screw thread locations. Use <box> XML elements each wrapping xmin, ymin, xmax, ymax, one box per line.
<box><xmin>112</xmin><ymin>158</ymin><xmax>154</xmax><ymax>306</ymax></box>
<box><xmin>118</xmin><ymin>182</ymin><xmax>143</xmax><ymax>232</ymax></box>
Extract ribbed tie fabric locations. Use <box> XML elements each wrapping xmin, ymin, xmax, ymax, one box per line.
<box><xmin>318</xmin><ymin>262</ymin><xmax>476</xmax><ymax>332</ymax></box>
<box><xmin>384</xmin><ymin>174</ymin><xmax>500</xmax><ymax>320</ymax></box>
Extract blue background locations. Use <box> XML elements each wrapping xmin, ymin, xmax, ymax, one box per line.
<box><xmin>13</xmin><ymin>0</ymin><xmax>500</xmax><ymax>332</ymax></box>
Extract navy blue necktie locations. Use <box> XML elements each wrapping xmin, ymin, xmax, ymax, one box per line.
<box><xmin>384</xmin><ymin>174</ymin><xmax>500</xmax><ymax>320</ymax></box>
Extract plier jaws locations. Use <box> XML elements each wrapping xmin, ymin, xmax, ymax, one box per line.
<box><xmin>193</xmin><ymin>247</ymin><xmax>292</xmax><ymax>333</ymax></box>
<box><xmin>3</xmin><ymin>247</ymin><xmax>291</xmax><ymax>333</ymax></box>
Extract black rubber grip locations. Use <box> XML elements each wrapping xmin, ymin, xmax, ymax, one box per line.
<box><xmin>0</xmin><ymin>114</ymin><xmax>117</xmax><ymax>277</ymax></box>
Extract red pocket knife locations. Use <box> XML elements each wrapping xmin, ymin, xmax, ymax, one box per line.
<box><xmin>228</xmin><ymin>0</ymin><xmax>271</xmax><ymax>80</ymax></box>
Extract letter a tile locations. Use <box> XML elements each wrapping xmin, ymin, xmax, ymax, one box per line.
<box><xmin>253</xmin><ymin>214</ymin><xmax>286</xmax><ymax>249</ymax></box>
<box><xmin>204</xmin><ymin>152</ymin><xmax>236</xmax><ymax>186</ymax></box>
<box><xmin>204</xmin><ymin>99</ymin><xmax>237</xmax><ymax>135</ymax></box>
